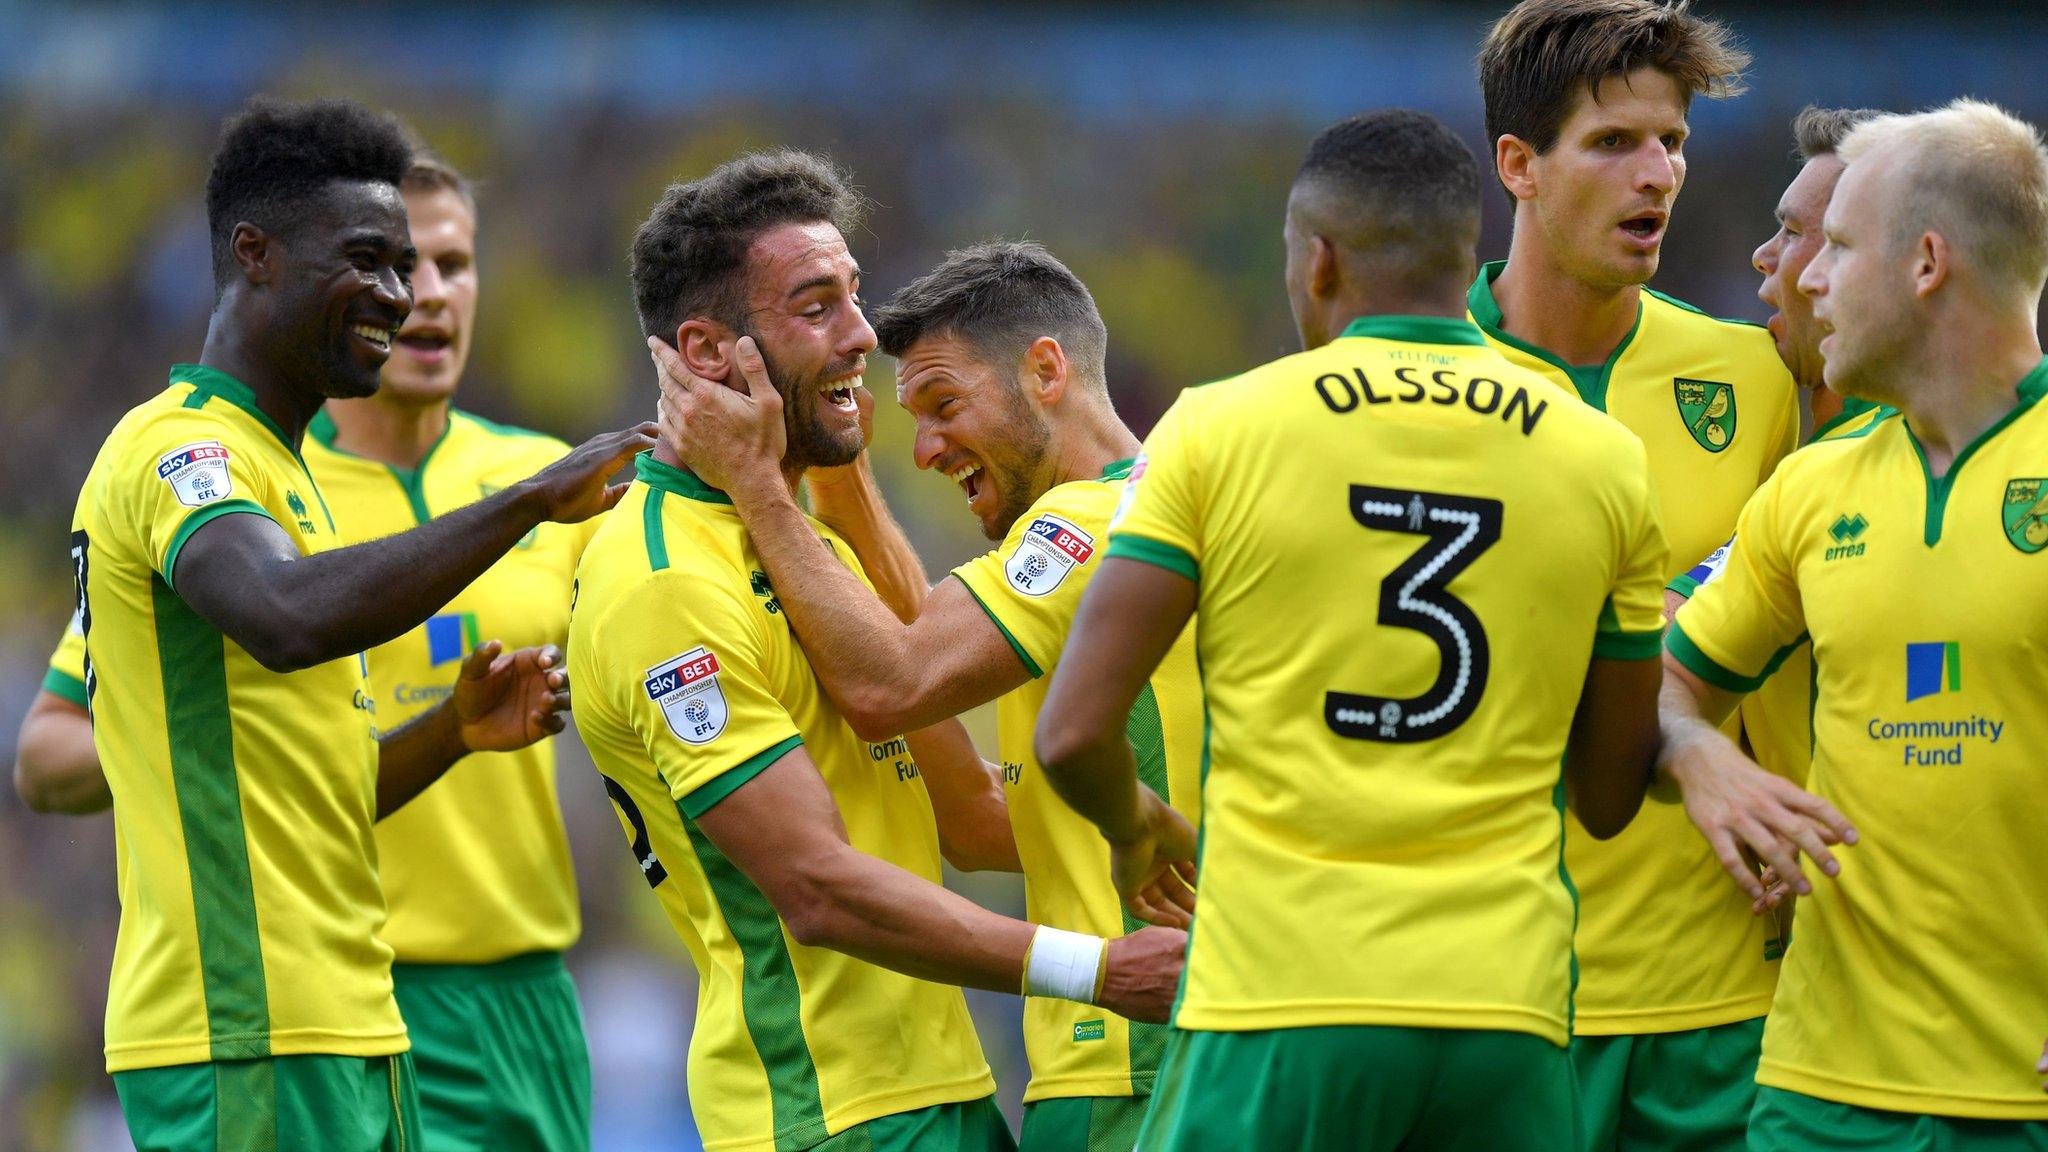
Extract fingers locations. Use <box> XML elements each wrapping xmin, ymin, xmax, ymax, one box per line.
<box><xmin>1708</xmin><ymin>829</ymin><xmax>1768</xmax><ymax>901</ymax></box>
<box><xmin>733</xmin><ymin>336</ymin><xmax>772</xmax><ymax>398</ymax></box>
<box><xmin>1786</xmin><ymin>789</ymin><xmax>1859</xmax><ymax>846</ymax></box>
<box><xmin>599</xmin><ymin>482</ymin><xmax>632</xmax><ymax>511</ymax></box>
<box><xmin>647</xmin><ymin>336</ymin><xmax>691</xmax><ymax>386</ymax></box>
<box><xmin>458</xmin><ymin>639</ymin><xmax>504</xmax><ymax>682</ymax></box>
<box><xmin>1126</xmin><ymin>886</ymin><xmax>1191</xmax><ymax>930</ymax></box>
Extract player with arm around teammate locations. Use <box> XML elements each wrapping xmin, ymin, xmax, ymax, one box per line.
<box><xmin>70</xmin><ymin>97</ymin><xmax>648</xmax><ymax>1151</ymax></box>
<box><xmin>569</xmin><ymin>150</ymin><xmax>1182</xmax><ymax>1152</ymax></box>
<box><xmin>1035</xmin><ymin>109</ymin><xmax>1667</xmax><ymax>1152</ymax></box>
<box><xmin>1660</xmin><ymin>100</ymin><xmax>2048</xmax><ymax>1150</ymax></box>
<box><xmin>652</xmin><ymin>238</ymin><xmax>1203</xmax><ymax>1152</ymax></box>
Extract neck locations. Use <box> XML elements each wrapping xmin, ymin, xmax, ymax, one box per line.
<box><xmin>322</xmin><ymin>393</ymin><xmax>451</xmax><ymax>470</ymax></box>
<box><xmin>1896</xmin><ymin>316</ymin><xmax>2042</xmax><ymax>473</ymax></box>
<box><xmin>1493</xmin><ymin>234</ymin><xmax>1640</xmax><ymax>367</ymax></box>
<box><xmin>198</xmin><ymin>311</ymin><xmax>323</xmax><ymax>448</ymax></box>
<box><xmin>1046</xmin><ymin>400</ymin><xmax>1145</xmax><ymax>487</ymax></box>
<box><xmin>1321</xmin><ymin>289</ymin><xmax>1468</xmax><ymax>342</ymax></box>
<box><xmin>1807</xmin><ymin>385</ymin><xmax>1846</xmax><ymax>440</ymax></box>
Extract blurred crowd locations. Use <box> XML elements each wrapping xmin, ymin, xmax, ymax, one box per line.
<box><xmin>3</xmin><ymin>4</ymin><xmax>2044</xmax><ymax>1149</ymax></box>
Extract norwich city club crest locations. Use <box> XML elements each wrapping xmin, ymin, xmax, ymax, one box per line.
<box><xmin>1675</xmin><ymin>378</ymin><xmax>1735</xmax><ymax>452</ymax></box>
<box><xmin>2002</xmin><ymin>478</ymin><xmax>2048</xmax><ymax>553</ymax></box>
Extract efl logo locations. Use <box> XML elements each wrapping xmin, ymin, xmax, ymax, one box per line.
<box><xmin>1905</xmin><ymin>642</ymin><xmax>1960</xmax><ymax>702</ymax></box>
<box><xmin>1028</xmin><ymin>516</ymin><xmax>1095</xmax><ymax>564</ymax></box>
<box><xmin>156</xmin><ymin>440</ymin><xmax>234</xmax><ymax>508</ymax></box>
<box><xmin>1006</xmin><ymin>514</ymin><xmax>1095</xmax><ymax>598</ymax></box>
<box><xmin>645</xmin><ymin>647</ymin><xmax>728</xmax><ymax>744</ymax></box>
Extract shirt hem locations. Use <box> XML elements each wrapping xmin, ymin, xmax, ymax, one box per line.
<box><xmin>951</xmin><ymin>574</ymin><xmax>1045</xmax><ymax>678</ymax></box>
<box><xmin>695</xmin><ymin>1070</ymin><xmax>997</xmax><ymax>1152</ymax></box>
<box><xmin>1103</xmin><ymin>534</ymin><xmax>1199</xmax><ymax>583</ymax></box>
<box><xmin>41</xmin><ymin>666</ymin><xmax>88</xmax><ymax>707</ymax></box>
<box><xmin>1759</xmin><ymin>1061</ymin><xmax>2048</xmax><ymax>1122</ymax></box>
<box><xmin>1021</xmin><ymin>1073</ymin><xmax>1153</xmax><ymax>1104</ymax></box>
<box><xmin>1570</xmin><ymin>994</ymin><xmax>1772</xmax><ymax>1036</ymax></box>
<box><xmin>1172</xmin><ymin>1001</ymin><xmax>1566</xmax><ymax>1046</ymax></box>
<box><xmin>105</xmin><ymin>1026</ymin><xmax>411</xmax><ymax>1073</ymax></box>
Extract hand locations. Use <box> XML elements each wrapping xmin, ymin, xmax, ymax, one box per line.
<box><xmin>453</xmin><ymin>641</ymin><xmax>569</xmax><ymax>752</ymax></box>
<box><xmin>1106</xmin><ymin>787</ymin><xmax>1199</xmax><ymax>929</ymax></box>
<box><xmin>651</xmin><ymin>335</ymin><xmax>786</xmax><ymax>496</ymax></box>
<box><xmin>1665</xmin><ymin>727</ymin><xmax>1856</xmax><ymax>902</ymax></box>
<box><xmin>1096</xmin><ymin>925</ymin><xmax>1187</xmax><ymax>1024</ymax></box>
<box><xmin>521</xmin><ymin>423</ymin><xmax>659</xmax><ymax>523</ymax></box>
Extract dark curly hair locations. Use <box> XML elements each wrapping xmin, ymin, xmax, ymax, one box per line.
<box><xmin>871</xmin><ymin>240</ymin><xmax>1108</xmax><ymax>394</ymax></box>
<box><xmin>1293</xmin><ymin>110</ymin><xmax>1482</xmax><ymax>301</ymax></box>
<box><xmin>630</xmin><ymin>150</ymin><xmax>865</xmax><ymax>343</ymax></box>
<box><xmin>204</xmin><ymin>96</ymin><xmax>413</xmax><ymax>294</ymax></box>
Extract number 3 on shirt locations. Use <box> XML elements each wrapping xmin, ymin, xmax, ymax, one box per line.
<box><xmin>1326</xmin><ymin>485</ymin><xmax>1501</xmax><ymax>744</ymax></box>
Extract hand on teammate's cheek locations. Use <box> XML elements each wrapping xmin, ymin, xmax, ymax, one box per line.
<box><xmin>652</xmin><ymin>335</ymin><xmax>787</xmax><ymax>495</ymax></box>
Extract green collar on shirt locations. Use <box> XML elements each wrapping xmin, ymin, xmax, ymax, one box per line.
<box><xmin>1338</xmin><ymin>314</ymin><xmax>1489</xmax><ymax>347</ymax></box>
<box><xmin>1464</xmin><ymin>261</ymin><xmax>1643</xmax><ymax>411</ymax></box>
<box><xmin>169</xmin><ymin>363</ymin><xmax>296</xmax><ymax>454</ymax></box>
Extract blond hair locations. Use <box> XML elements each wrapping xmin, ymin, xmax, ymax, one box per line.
<box><xmin>1839</xmin><ymin>98</ymin><xmax>2048</xmax><ymax>296</ymax></box>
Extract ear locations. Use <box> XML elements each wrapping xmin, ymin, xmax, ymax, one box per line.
<box><xmin>1496</xmin><ymin>134</ymin><xmax>1539</xmax><ymax>204</ymax></box>
<box><xmin>230</xmin><ymin>222</ymin><xmax>274</xmax><ymax>285</ymax></box>
<box><xmin>1307</xmin><ymin>234</ymin><xmax>1341</xmax><ymax>302</ymax></box>
<box><xmin>1912</xmin><ymin>231</ymin><xmax>1950</xmax><ymax>299</ymax></box>
<box><xmin>1022</xmin><ymin>336</ymin><xmax>1071</xmax><ymax>407</ymax></box>
<box><xmin>677</xmin><ymin>319</ymin><xmax>735</xmax><ymax>381</ymax></box>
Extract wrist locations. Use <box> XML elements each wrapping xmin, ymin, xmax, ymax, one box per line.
<box><xmin>1022</xmin><ymin>924</ymin><xmax>1108</xmax><ymax>1004</ymax></box>
<box><xmin>430</xmin><ymin>698</ymin><xmax>471</xmax><ymax>759</ymax></box>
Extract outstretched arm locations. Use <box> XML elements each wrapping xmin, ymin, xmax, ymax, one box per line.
<box><xmin>375</xmin><ymin>641</ymin><xmax>569</xmax><ymax>819</ymax></box>
<box><xmin>695</xmin><ymin>744</ymin><xmax>1181</xmax><ymax>1021</ymax></box>
<box><xmin>1035</xmin><ymin>557</ymin><xmax>1199</xmax><ymax>928</ymax></box>
<box><xmin>1657</xmin><ymin>653</ymin><xmax>1856</xmax><ymax>904</ymax></box>
<box><xmin>175</xmin><ymin>424</ymin><xmax>653</xmax><ymax>673</ymax></box>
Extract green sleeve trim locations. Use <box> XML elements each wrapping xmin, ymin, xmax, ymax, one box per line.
<box><xmin>161</xmin><ymin>499</ymin><xmax>277</xmax><ymax>590</ymax></box>
<box><xmin>953</xmin><ymin>575</ymin><xmax>1043</xmax><ymax>679</ymax></box>
<box><xmin>41</xmin><ymin>667</ymin><xmax>88</xmax><ymax>707</ymax></box>
<box><xmin>680</xmin><ymin>734</ymin><xmax>804</xmax><ymax>819</ymax></box>
<box><xmin>1592</xmin><ymin>629</ymin><xmax>1664</xmax><ymax>661</ymax></box>
<box><xmin>1104</xmin><ymin>534</ymin><xmax>1199</xmax><ymax>583</ymax></box>
<box><xmin>1664</xmin><ymin>623</ymin><xmax>1767</xmax><ymax>693</ymax></box>
<box><xmin>1666</xmin><ymin>573</ymin><xmax>1700</xmax><ymax>598</ymax></box>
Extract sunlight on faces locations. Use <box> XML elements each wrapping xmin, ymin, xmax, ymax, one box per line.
<box><xmin>737</xmin><ymin>221</ymin><xmax>872</xmax><ymax>470</ymax></box>
<box><xmin>380</xmin><ymin>186</ymin><xmax>477</xmax><ymax>406</ymax></box>
<box><xmin>895</xmin><ymin>330</ymin><xmax>1053</xmax><ymax>540</ymax></box>
<box><xmin>1754</xmin><ymin>154</ymin><xmax>1846</xmax><ymax>391</ymax></box>
<box><xmin>1515</xmin><ymin>68</ymin><xmax>1689</xmax><ymax>292</ymax></box>
<box><xmin>1799</xmin><ymin>152</ymin><xmax>1918</xmax><ymax>405</ymax></box>
<box><xmin>268</xmin><ymin>179</ymin><xmax>415</xmax><ymax>400</ymax></box>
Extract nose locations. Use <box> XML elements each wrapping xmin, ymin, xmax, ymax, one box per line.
<box><xmin>410</xmin><ymin>259</ymin><xmax>446</xmax><ymax>312</ymax></box>
<box><xmin>912</xmin><ymin>420</ymin><xmax>946</xmax><ymax>472</ymax></box>
<box><xmin>1753</xmin><ymin>233</ymin><xmax>1779</xmax><ymax>278</ymax></box>
<box><xmin>1796</xmin><ymin>250</ymin><xmax>1828</xmax><ymax>300</ymax></box>
<box><xmin>376</xmin><ymin>265</ymin><xmax>412</xmax><ymax>317</ymax></box>
<box><xmin>1636</xmin><ymin>141</ymin><xmax>1677</xmax><ymax>196</ymax></box>
<box><xmin>841</xmin><ymin>302</ymin><xmax>878</xmax><ymax>359</ymax></box>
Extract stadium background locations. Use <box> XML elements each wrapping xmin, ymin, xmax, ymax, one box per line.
<box><xmin>1</xmin><ymin>2</ymin><xmax>2043</xmax><ymax>1148</ymax></box>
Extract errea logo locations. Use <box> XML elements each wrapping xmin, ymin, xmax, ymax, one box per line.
<box><xmin>1825</xmin><ymin>514</ymin><xmax>1868</xmax><ymax>561</ymax></box>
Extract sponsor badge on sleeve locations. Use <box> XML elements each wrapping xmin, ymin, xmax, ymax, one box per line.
<box><xmin>157</xmin><ymin>441</ymin><xmax>234</xmax><ymax>508</ymax></box>
<box><xmin>645</xmin><ymin>646</ymin><xmax>729</xmax><ymax>745</ymax></box>
<box><xmin>1006</xmin><ymin>514</ymin><xmax>1095</xmax><ymax>598</ymax></box>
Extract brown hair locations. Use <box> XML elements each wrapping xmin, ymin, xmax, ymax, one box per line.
<box><xmin>871</xmin><ymin>240</ymin><xmax>1108</xmax><ymax>393</ymax></box>
<box><xmin>629</xmin><ymin>149</ymin><xmax>865</xmax><ymax>342</ymax></box>
<box><xmin>1791</xmin><ymin>105</ymin><xmax>1884</xmax><ymax>161</ymax></box>
<box><xmin>400</xmin><ymin>147</ymin><xmax>475</xmax><ymax>215</ymax></box>
<box><xmin>1479</xmin><ymin>0</ymin><xmax>1749</xmax><ymax>163</ymax></box>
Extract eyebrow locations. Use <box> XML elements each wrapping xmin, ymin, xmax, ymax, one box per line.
<box><xmin>785</xmin><ymin>265</ymin><xmax>863</xmax><ymax>302</ymax></box>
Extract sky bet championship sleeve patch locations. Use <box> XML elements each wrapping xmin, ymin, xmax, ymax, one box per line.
<box><xmin>1006</xmin><ymin>513</ymin><xmax>1095</xmax><ymax>598</ymax></box>
<box><xmin>156</xmin><ymin>441</ymin><xmax>234</xmax><ymax>508</ymax></box>
<box><xmin>645</xmin><ymin>647</ymin><xmax>728</xmax><ymax>745</ymax></box>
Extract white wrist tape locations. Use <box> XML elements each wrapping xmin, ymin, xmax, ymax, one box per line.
<box><xmin>1024</xmin><ymin>925</ymin><xmax>1105</xmax><ymax>1004</ymax></box>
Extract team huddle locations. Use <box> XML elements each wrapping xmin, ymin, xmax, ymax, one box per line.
<box><xmin>13</xmin><ymin>0</ymin><xmax>2048</xmax><ymax>1149</ymax></box>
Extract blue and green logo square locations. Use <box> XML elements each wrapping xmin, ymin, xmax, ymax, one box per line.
<box><xmin>1905</xmin><ymin>641</ymin><xmax>1960</xmax><ymax>702</ymax></box>
<box><xmin>427</xmin><ymin>612</ymin><xmax>480</xmax><ymax>666</ymax></box>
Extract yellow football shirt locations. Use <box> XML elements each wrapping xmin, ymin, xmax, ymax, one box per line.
<box><xmin>953</xmin><ymin>461</ymin><xmax>1205</xmax><ymax>1103</ymax></box>
<box><xmin>1668</xmin><ymin>397</ymin><xmax>1895</xmax><ymax>790</ymax></box>
<box><xmin>42</xmin><ymin>614</ymin><xmax>88</xmax><ymax>707</ymax></box>
<box><xmin>570</xmin><ymin>454</ymin><xmax>993</xmax><ymax>1152</ymax></box>
<box><xmin>1109</xmin><ymin>315</ymin><xmax>1668</xmax><ymax>1045</ymax></box>
<box><xmin>72</xmin><ymin>364</ymin><xmax>403</xmax><ymax>1073</ymax></box>
<box><xmin>1470</xmin><ymin>261</ymin><xmax>1801</xmax><ymax>1033</ymax></box>
<box><xmin>305</xmin><ymin>408</ymin><xmax>585</xmax><ymax>964</ymax></box>
<box><xmin>1668</xmin><ymin>363</ymin><xmax>2048</xmax><ymax>1119</ymax></box>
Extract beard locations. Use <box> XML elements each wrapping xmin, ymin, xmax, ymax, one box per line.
<box><xmin>744</xmin><ymin>326</ymin><xmax>864</xmax><ymax>471</ymax></box>
<box><xmin>977</xmin><ymin>387</ymin><xmax>1053</xmax><ymax>539</ymax></box>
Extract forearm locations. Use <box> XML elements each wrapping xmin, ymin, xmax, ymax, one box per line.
<box><xmin>807</xmin><ymin>458</ymin><xmax>931</xmax><ymax>623</ymax></box>
<box><xmin>728</xmin><ymin>477</ymin><xmax>931</xmax><ymax>717</ymax></box>
<box><xmin>273</xmin><ymin>488</ymin><xmax>548</xmax><ymax>664</ymax></box>
<box><xmin>904</xmin><ymin>719</ymin><xmax>1020</xmax><ymax>873</ymax></box>
<box><xmin>1038</xmin><ymin>720</ymin><xmax>1146</xmax><ymax>844</ymax></box>
<box><xmin>374</xmin><ymin>702</ymin><xmax>469</xmax><ymax>819</ymax></box>
<box><xmin>790</xmin><ymin>846</ymin><xmax>1039</xmax><ymax>994</ymax></box>
<box><xmin>1655</xmin><ymin>663</ymin><xmax>1744</xmax><ymax>789</ymax></box>
<box><xmin>13</xmin><ymin>694</ymin><xmax>112</xmax><ymax>814</ymax></box>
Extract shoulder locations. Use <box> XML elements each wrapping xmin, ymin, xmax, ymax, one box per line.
<box><xmin>1025</xmin><ymin>476</ymin><xmax>1121</xmax><ymax>539</ymax></box>
<box><xmin>451</xmin><ymin>409</ymin><xmax>572</xmax><ymax>464</ymax></box>
<box><xmin>1641</xmin><ymin>289</ymin><xmax>1791</xmax><ymax>383</ymax></box>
